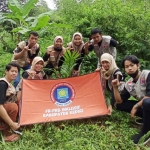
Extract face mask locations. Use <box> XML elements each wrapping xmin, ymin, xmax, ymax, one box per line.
<box><xmin>128</xmin><ymin>69</ymin><xmax>139</xmax><ymax>78</ymax></box>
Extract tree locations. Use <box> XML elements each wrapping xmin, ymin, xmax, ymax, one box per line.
<box><xmin>0</xmin><ymin>0</ymin><xmax>30</xmax><ymax>12</ymax></box>
<box><xmin>0</xmin><ymin>0</ymin><xmax>51</xmax><ymax>34</ymax></box>
<box><xmin>29</xmin><ymin>0</ymin><xmax>50</xmax><ymax>17</ymax></box>
<box><xmin>0</xmin><ymin>0</ymin><xmax>52</xmax><ymax>51</ymax></box>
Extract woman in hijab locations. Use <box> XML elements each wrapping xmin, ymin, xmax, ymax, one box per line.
<box><xmin>99</xmin><ymin>53</ymin><xmax>124</xmax><ymax>115</ymax></box>
<box><xmin>67</xmin><ymin>32</ymin><xmax>88</xmax><ymax>76</ymax></box>
<box><xmin>22</xmin><ymin>56</ymin><xmax>46</xmax><ymax>79</ymax></box>
<box><xmin>43</xmin><ymin>36</ymin><xmax>66</xmax><ymax>78</ymax></box>
<box><xmin>16</xmin><ymin>56</ymin><xmax>46</xmax><ymax>100</ymax></box>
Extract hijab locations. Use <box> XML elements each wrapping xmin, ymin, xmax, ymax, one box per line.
<box><xmin>68</xmin><ymin>32</ymin><xmax>84</xmax><ymax>53</ymax></box>
<box><xmin>54</xmin><ymin>36</ymin><xmax>63</xmax><ymax>52</ymax></box>
<box><xmin>31</xmin><ymin>56</ymin><xmax>44</xmax><ymax>71</ymax></box>
<box><xmin>101</xmin><ymin>53</ymin><xmax>118</xmax><ymax>80</ymax></box>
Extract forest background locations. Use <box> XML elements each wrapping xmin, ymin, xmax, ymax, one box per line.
<box><xmin>0</xmin><ymin>0</ymin><xmax>150</xmax><ymax>149</ymax></box>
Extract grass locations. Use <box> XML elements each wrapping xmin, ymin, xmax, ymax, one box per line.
<box><xmin>0</xmin><ymin>110</ymin><xmax>149</xmax><ymax>150</ymax></box>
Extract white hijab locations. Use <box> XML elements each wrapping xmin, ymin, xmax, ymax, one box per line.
<box><xmin>68</xmin><ymin>32</ymin><xmax>84</xmax><ymax>53</ymax></box>
<box><xmin>101</xmin><ymin>53</ymin><xmax>118</xmax><ymax>80</ymax></box>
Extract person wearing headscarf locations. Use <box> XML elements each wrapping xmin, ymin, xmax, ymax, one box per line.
<box><xmin>43</xmin><ymin>36</ymin><xmax>66</xmax><ymax>78</ymax></box>
<box><xmin>67</xmin><ymin>32</ymin><xmax>88</xmax><ymax>76</ymax></box>
<box><xmin>16</xmin><ymin>56</ymin><xmax>46</xmax><ymax>100</ymax></box>
<box><xmin>98</xmin><ymin>53</ymin><xmax>124</xmax><ymax>115</ymax></box>
<box><xmin>22</xmin><ymin>56</ymin><xmax>46</xmax><ymax>79</ymax></box>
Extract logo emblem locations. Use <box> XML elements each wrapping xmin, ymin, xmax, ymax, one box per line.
<box><xmin>140</xmin><ymin>78</ymin><xmax>145</xmax><ymax>84</ymax></box>
<box><xmin>50</xmin><ymin>82</ymin><xmax>75</xmax><ymax>106</ymax></box>
<box><xmin>102</xmin><ymin>44</ymin><xmax>107</xmax><ymax>48</ymax></box>
<box><xmin>128</xmin><ymin>82</ymin><xmax>133</xmax><ymax>92</ymax></box>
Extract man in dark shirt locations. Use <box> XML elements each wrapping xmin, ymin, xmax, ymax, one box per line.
<box><xmin>12</xmin><ymin>31</ymin><xmax>40</xmax><ymax>87</ymax></box>
<box><xmin>84</xmin><ymin>28</ymin><xmax>118</xmax><ymax>68</ymax></box>
<box><xmin>112</xmin><ymin>55</ymin><xmax>150</xmax><ymax>145</ymax></box>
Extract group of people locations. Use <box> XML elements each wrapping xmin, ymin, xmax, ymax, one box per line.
<box><xmin>0</xmin><ymin>28</ymin><xmax>150</xmax><ymax>145</ymax></box>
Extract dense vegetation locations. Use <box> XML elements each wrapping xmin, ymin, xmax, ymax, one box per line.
<box><xmin>0</xmin><ymin>0</ymin><xmax>150</xmax><ymax>149</ymax></box>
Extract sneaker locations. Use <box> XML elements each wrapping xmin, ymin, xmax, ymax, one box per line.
<box><xmin>132</xmin><ymin>131</ymin><xmax>150</xmax><ymax>145</ymax></box>
<box><xmin>135</xmin><ymin>118</ymin><xmax>143</xmax><ymax>125</ymax></box>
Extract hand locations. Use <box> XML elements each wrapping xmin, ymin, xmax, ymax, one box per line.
<box><xmin>111</xmin><ymin>79</ymin><xmax>119</xmax><ymax>87</ymax></box>
<box><xmin>10</xmin><ymin>122</ymin><xmax>20</xmax><ymax>131</ymax></box>
<box><xmin>95</xmin><ymin>67</ymin><xmax>101</xmax><ymax>72</ymax></box>
<box><xmin>46</xmin><ymin>49</ymin><xmax>54</xmax><ymax>55</ymax></box>
<box><xmin>28</xmin><ymin>70</ymin><xmax>36</xmax><ymax>79</ymax></box>
<box><xmin>34</xmin><ymin>73</ymin><xmax>41</xmax><ymax>79</ymax></box>
<box><xmin>108</xmin><ymin>105</ymin><xmax>113</xmax><ymax>115</ymax></box>
<box><xmin>67</xmin><ymin>47</ymin><xmax>74</xmax><ymax>51</ymax></box>
<box><xmin>72</xmin><ymin>70</ymin><xmax>79</xmax><ymax>77</ymax></box>
<box><xmin>111</xmin><ymin>74</ymin><xmax>121</xmax><ymax>87</ymax></box>
<box><xmin>84</xmin><ymin>42</ymin><xmax>90</xmax><ymax>50</ymax></box>
<box><xmin>70</xmin><ymin>48</ymin><xmax>74</xmax><ymax>51</ymax></box>
<box><xmin>23</xmin><ymin>45</ymin><xmax>29</xmax><ymax>52</ymax></box>
<box><xmin>49</xmin><ymin>50</ymin><xmax>55</xmax><ymax>56</ymax></box>
<box><xmin>131</xmin><ymin>105</ymin><xmax>138</xmax><ymax>118</ymax></box>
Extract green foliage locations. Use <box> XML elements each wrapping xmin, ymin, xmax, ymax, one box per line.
<box><xmin>0</xmin><ymin>0</ymin><xmax>52</xmax><ymax>36</ymax></box>
<box><xmin>80</xmin><ymin>51</ymin><xmax>97</xmax><ymax>75</ymax></box>
<box><xmin>54</xmin><ymin>0</ymin><xmax>150</xmax><ymax>69</ymax></box>
<box><xmin>29</xmin><ymin>0</ymin><xmax>50</xmax><ymax>17</ymax></box>
<box><xmin>0</xmin><ymin>0</ymin><xmax>54</xmax><ymax>53</ymax></box>
<box><xmin>60</xmin><ymin>50</ymin><xmax>80</xmax><ymax>78</ymax></box>
<box><xmin>30</xmin><ymin>12</ymin><xmax>52</xmax><ymax>31</ymax></box>
<box><xmin>43</xmin><ymin>50</ymin><xmax>80</xmax><ymax>79</ymax></box>
<box><xmin>0</xmin><ymin>30</ymin><xmax>17</xmax><ymax>52</ymax></box>
<box><xmin>0</xmin><ymin>52</ymin><xmax>12</xmax><ymax>77</ymax></box>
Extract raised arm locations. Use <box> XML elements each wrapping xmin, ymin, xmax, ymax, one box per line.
<box><xmin>111</xmin><ymin>77</ymin><xmax>123</xmax><ymax>104</ymax></box>
<box><xmin>14</xmin><ymin>45</ymin><xmax>29</xmax><ymax>60</ymax></box>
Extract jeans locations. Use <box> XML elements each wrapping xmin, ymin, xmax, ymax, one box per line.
<box><xmin>14</xmin><ymin>65</ymin><xmax>31</xmax><ymax>88</ymax></box>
